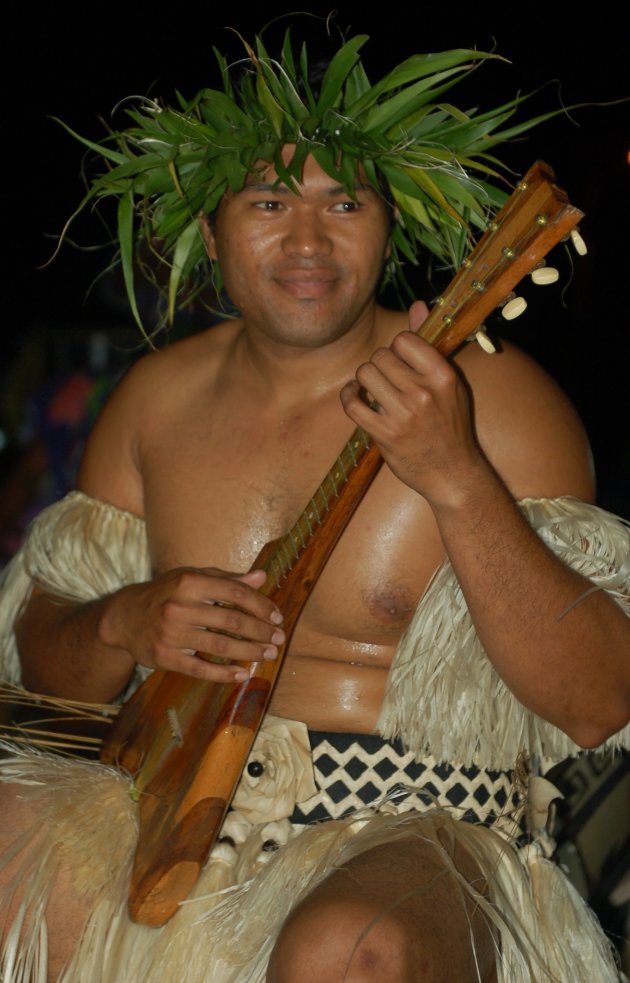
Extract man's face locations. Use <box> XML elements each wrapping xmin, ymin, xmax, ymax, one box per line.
<box><xmin>204</xmin><ymin>150</ymin><xmax>392</xmax><ymax>351</ymax></box>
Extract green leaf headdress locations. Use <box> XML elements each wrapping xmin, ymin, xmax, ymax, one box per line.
<box><xmin>58</xmin><ymin>31</ymin><xmax>559</xmax><ymax>333</ymax></box>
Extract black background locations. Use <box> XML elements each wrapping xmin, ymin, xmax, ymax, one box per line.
<box><xmin>7</xmin><ymin>4</ymin><xmax>630</xmax><ymax>512</ymax></box>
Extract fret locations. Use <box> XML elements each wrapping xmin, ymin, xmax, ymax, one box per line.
<box><xmin>316</xmin><ymin>484</ymin><xmax>330</xmax><ymax>514</ymax></box>
<box><xmin>294</xmin><ymin>521</ymin><xmax>306</xmax><ymax>549</ymax></box>
<box><xmin>279</xmin><ymin>541</ymin><xmax>293</xmax><ymax>572</ymax></box>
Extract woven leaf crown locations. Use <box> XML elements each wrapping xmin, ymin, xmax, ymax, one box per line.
<box><xmin>61</xmin><ymin>31</ymin><xmax>556</xmax><ymax>329</ymax></box>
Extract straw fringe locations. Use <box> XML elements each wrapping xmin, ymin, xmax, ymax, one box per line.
<box><xmin>378</xmin><ymin>496</ymin><xmax>630</xmax><ymax>768</ymax></box>
<box><xmin>0</xmin><ymin>745</ymin><xmax>620</xmax><ymax>982</ymax></box>
<box><xmin>0</xmin><ymin>491</ymin><xmax>150</xmax><ymax>695</ymax></box>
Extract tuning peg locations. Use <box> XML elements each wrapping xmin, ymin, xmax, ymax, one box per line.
<box><xmin>531</xmin><ymin>266</ymin><xmax>560</xmax><ymax>285</ymax></box>
<box><xmin>501</xmin><ymin>295</ymin><xmax>528</xmax><ymax>320</ymax></box>
<box><xmin>469</xmin><ymin>327</ymin><xmax>496</xmax><ymax>353</ymax></box>
<box><xmin>570</xmin><ymin>228</ymin><xmax>588</xmax><ymax>256</ymax></box>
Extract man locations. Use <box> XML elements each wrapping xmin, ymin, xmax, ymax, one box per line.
<box><xmin>1</xmin><ymin>33</ymin><xmax>629</xmax><ymax>983</ymax></box>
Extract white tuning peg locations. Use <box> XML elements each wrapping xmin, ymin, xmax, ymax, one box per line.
<box><xmin>531</xmin><ymin>267</ymin><xmax>560</xmax><ymax>285</ymax></box>
<box><xmin>471</xmin><ymin>327</ymin><xmax>496</xmax><ymax>353</ymax></box>
<box><xmin>570</xmin><ymin>228</ymin><xmax>588</xmax><ymax>256</ymax></box>
<box><xmin>501</xmin><ymin>296</ymin><xmax>528</xmax><ymax>321</ymax></box>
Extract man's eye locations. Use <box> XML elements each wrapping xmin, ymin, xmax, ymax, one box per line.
<box><xmin>254</xmin><ymin>200</ymin><xmax>283</xmax><ymax>211</ymax></box>
<box><xmin>332</xmin><ymin>200</ymin><xmax>360</xmax><ymax>212</ymax></box>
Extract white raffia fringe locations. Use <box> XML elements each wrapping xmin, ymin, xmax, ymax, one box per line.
<box><xmin>0</xmin><ymin>746</ymin><xmax>620</xmax><ymax>983</ymax></box>
<box><xmin>378</xmin><ymin>496</ymin><xmax>630</xmax><ymax>768</ymax></box>
<box><xmin>0</xmin><ymin>492</ymin><xmax>150</xmax><ymax>692</ymax></box>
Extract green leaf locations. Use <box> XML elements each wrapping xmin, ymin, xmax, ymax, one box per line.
<box><xmin>213</xmin><ymin>46</ymin><xmax>234</xmax><ymax>100</ymax></box>
<box><xmin>168</xmin><ymin>219</ymin><xmax>201</xmax><ymax>324</ymax></box>
<box><xmin>52</xmin><ymin>117</ymin><xmax>127</xmax><ymax>165</ymax></box>
<box><xmin>254</xmin><ymin>37</ymin><xmax>308</xmax><ymax>121</ymax></box>
<box><xmin>272</xmin><ymin>147</ymin><xmax>300</xmax><ymax>193</ymax></box>
<box><xmin>390</xmin><ymin>188</ymin><xmax>434</xmax><ymax>226</ymax></box>
<box><xmin>381</xmin><ymin>160</ymin><xmax>465</xmax><ymax>226</ymax></box>
<box><xmin>299</xmin><ymin>42</ymin><xmax>317</xmax><ymax>114</ymax></box>
<box><xmin>311</xmin><ymin>145</ymin><xmax>343</xmax><ymax>184</ymax></box>
<box><xmin>316</xmin><ymin>36</ymin><xmax>369</xmax><ymax>113</ymax></box>
<box><xmin>256</xmin><ymin>72</ymin><xmax>284</xmax><ymax>137</ymax></box>
<box><xmin>117</xmin><ymin>193</ymin><xmax>143</xmax><ymax>331</ymax></box>
<box><xmin>345</xmin><ymin>60</ymin><xmax>372</xmax><ymax>106</ymax></box>
<box><xmin>285</xmin><ymin>141</ymin><xmax>309</xmax><ymax>181</ymax></box>
<box><xmin>281</xmin><ymin>29</ymin><xmax>297</xmax><ymax>82</ymax></box>
<box><xmin>197</xmin><ymin>89</ymin><xmax>252</xmax><ymax>129</ymax></box>
<box><xmin>347</xmin><ymin>50</ymin><xmax>498</xmax><ymax>117</ymax></box>
<box><xmin>362</xmin><ymin>67</ymin><xmax>471</xmax><ymax>135</ymax></box>
<box><xmin>426</xmin><ymin>168</ymin><xmax>486</xmax><ymax>219</ymax></box>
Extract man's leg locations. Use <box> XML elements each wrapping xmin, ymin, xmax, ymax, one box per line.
<box><xmin>267</xmin><ymin>833</ymin><xmax>497</xmax><ymax>983</ymax></box>
<box><xmin>0</xmin><ymin>787</ymin><xmax>88</xmax><ymax>983</ymax></box>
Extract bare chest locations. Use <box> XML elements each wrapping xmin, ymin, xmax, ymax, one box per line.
<box><xmin>140</xmin><ymin>413</ymin><xmax>444</xmax><ymax>657</ymax></box>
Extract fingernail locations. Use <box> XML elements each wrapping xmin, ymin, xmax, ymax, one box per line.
<box><xmin>271</xmin><ymin>630</ymin><xmax>285</xmax><ymax>645</ymax></box>
<box><xmin>270</xmin><ymin>611</ymin><xmax>283</xmax><ymax>625</ymax></box>
<box><xmin>263</xmin><ymin>647</ymin><xmax>277</xmax><ymax>661</ymax></box>
<box><xmin>234</xmin><ymin>670</ymin><xmax>249</xmax><ymax>682</ymax></box>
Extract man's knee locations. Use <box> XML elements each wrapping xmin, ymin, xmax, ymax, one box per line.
<box><xmin>268</xmin><ymin>894</ymin><xmax>413</xmax><ymax>983</ymax></box>
<box><xmin>266</xmin><ymin>830</ymin><xmax>498</xmax><ymax>983</ymax></box>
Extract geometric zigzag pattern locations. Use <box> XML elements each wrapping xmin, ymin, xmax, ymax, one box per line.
<box><xmin>291</xmin><ymin>730</ymin><xmax>519</xmax><ymax>827</ymax></box>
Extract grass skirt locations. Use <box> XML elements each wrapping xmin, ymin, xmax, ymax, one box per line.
<box><xmin>0</xmin><ymin>745</ymin><xmax>621</xmax><ymax>983</ymax></box>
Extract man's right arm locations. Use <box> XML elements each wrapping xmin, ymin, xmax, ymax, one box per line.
<box><xmin>13</xmin><ymin>353</ymin><xmax>284</xmax><ymax>704</ymax></box>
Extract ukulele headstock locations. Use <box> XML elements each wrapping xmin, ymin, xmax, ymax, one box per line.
<box><xmin>418</xmin><ymin>161</ymin><xmax>584</xmax><ymax>355</ymax></box>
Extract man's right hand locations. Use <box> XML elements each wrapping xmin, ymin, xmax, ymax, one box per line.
<box><xmin>98</xmin><ymin>567</ymin><xmax>285</xmax><ymax>684</ymax></box>
<box><xmin>17</xmin><ymin>567</ymin><xmax>284</xmax><ymax>703</ymax></box>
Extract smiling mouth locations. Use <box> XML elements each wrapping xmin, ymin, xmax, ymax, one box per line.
<box><xmin>274</xmin><ymin>270</ymin><xmax>338</xmax><ymax>298</ymax></box>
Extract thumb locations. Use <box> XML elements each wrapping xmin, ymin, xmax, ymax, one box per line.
<box><xmin>237</xmin><ymin>569</ymin><xmax>268</xmax><ymax>588</ymax></box>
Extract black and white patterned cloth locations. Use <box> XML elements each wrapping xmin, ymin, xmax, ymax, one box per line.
<box><xmin>291</xmin><ymin>731</ymin><xmax>519</xmax><ymax>827</ymax></box>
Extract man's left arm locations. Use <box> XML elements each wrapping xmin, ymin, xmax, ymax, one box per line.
<box><xmin>340</xmin><ymin>321</ymin><xmax>630</xmax><ymax>749</ymax></box>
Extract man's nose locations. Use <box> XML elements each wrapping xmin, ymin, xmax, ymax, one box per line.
<box><xmin>281</xmin><ymin>208</ymin><xmax>333</xmax><ymax>258</ymax></box>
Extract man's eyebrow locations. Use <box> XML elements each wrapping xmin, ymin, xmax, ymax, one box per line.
<box><xmin>241</xmin><ymin>181</ymin><xmax>375</xmax><ymax>196</ymax></box>
<box><xmin>242</xmin><ymin>181</ymin><xmax>291</xmax><ymax>193</ymax></box>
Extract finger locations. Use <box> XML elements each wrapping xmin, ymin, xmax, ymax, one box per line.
<box><xmin>146</xmin><ymin>622</ymin><xmax>283</xmax><ymax>672</ymax></box>
<box><xmin>196</xmin><ymin>605</ymin><xmax>286</xmax><ymax>647</ymax></box>
<box><xmin>155</xmin><ymin>649</ymin><xmax>254</xmax><ymax>685</ymax></box>
<box><xmin>236</xmin><ymin>569</ymin><xmax>268</xmax><ymax>589</ymax></box>
<box><xmin>196</xmin><ymin>569</ymin><xmax>283</xmax><ymax>624</ymax></box>
<box><xmin>391</xmin><ymin>332</ymin><xmax>450</xmax><ymax>379</ymax></box>
<box><xmin>408</xmin><ymin>299</ymin><xmax>429</xmax><ymax>334</ymax></box>
<box><xmin>356</xmin><ymin>349</ymin><xmax>419</xmax><ymax>400</ymax></box>
<box><xmin>153</xmin><ymin>602</ymin><xmax>285</xmax><ymax>654</ymax></box>
<box><xmin>339</xmin><ymin>379</ymin><xmax>367</xmax><ymax>417</ymax></box>
<box><xmin>195</xmin><ymin>628</ymin><xmax>283</xmax><ymax>663</ymax></box>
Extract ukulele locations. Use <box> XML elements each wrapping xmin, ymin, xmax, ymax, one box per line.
<box><xmin>100</xmin><ymin>160</ymin><xmax>584</xmax><ymax>925</ymax></box>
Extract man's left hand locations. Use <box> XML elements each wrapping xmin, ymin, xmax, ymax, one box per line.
<box><xmin>340</xmin><ymin>317</ymin><xmax>486</xmax><ymax>507</ymax></box>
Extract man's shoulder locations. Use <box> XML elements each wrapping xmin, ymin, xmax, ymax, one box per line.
<box><xmin>99</xmin><ymin>319</ymin><xmax>242</xmax><ymax>424</ymax></box>
<box><xmin>454</xmin><ymin>340</ymin><xmax>595</xmax><ymax>501</ymax></box>
<box><xmin>126</xmin><ymin>319</ymin><xmax>239</xmax><ymax>388</ymax></box>
<box><xmin>77</xmin><ymin>320</ymin><xmax>240</xmax><ymax>513</ymax></box>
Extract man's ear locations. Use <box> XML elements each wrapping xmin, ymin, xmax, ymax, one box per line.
<box><xmin>198</xmin><ymin>213</ymin><xmax>218</xmax><ymax>260</ymax></box>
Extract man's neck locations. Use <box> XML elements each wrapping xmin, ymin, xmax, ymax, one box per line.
<box><xmin>227</xmin><ymin>304</ymin><xmax>403</xmax><ymax>408</ymax></box>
